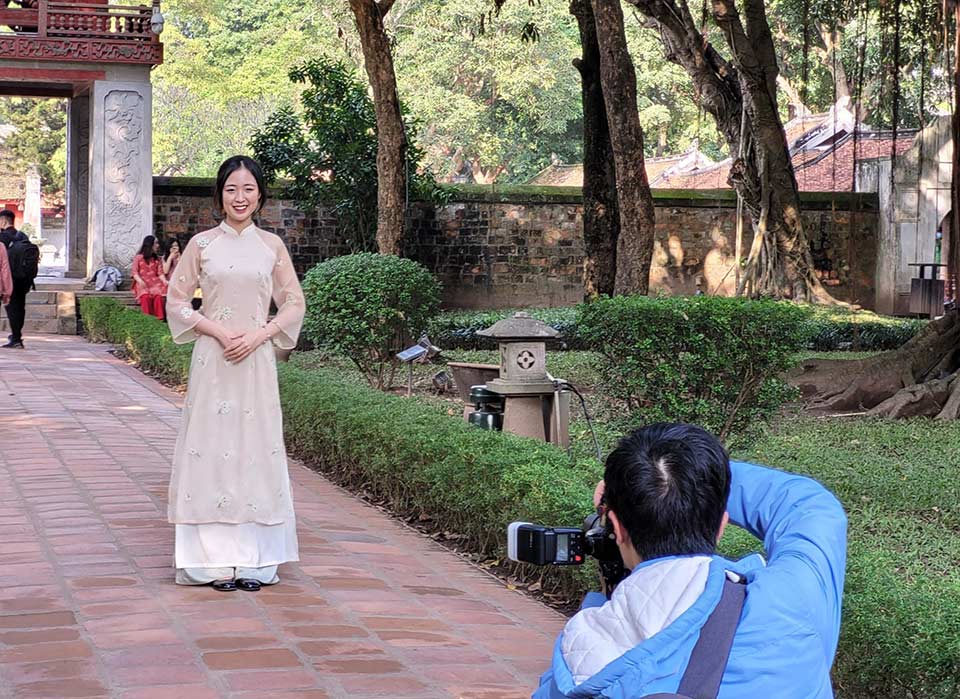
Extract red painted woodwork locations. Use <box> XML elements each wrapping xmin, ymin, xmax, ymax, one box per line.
<box><xmin>0</xmin><ymin>0</ymin><xmax>162</xmax><ymax>65</ymax></box>
<box><xmin>0</xmin><ymin>67</ymin><xmax>106</xmax><ymax>81</ymax></box>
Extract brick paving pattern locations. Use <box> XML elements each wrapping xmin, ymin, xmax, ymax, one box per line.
<box><xmin>0</xmin><ymin>335</ymin><xmax>564</xmax><ymax>699</ymax></box>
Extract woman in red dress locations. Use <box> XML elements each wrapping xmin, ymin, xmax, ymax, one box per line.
<box><xmin>132</xmin><ymin>235</ymin><xmax>168</xmax><ymax>320</ymax></box>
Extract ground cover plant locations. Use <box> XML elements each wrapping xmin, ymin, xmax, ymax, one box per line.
<box><xmin>79</xmin><ymin>295</ymin><xmax>959</xmax><ymax>698</ymax></box>
<box><xmin>429</xmin><ymin>305</ymin><xmax>924</xmax><ymax>353</ymax></box>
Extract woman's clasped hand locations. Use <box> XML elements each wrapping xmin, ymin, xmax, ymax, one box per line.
<box><xmin>220</xmin><ymin>327</ymin><xmax>270</xmax><ymax>364</ymax></box>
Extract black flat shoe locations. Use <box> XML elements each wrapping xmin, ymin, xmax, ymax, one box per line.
<box><xmin>235</xmin><ymin>578</ymin><xmax>261</xmax><ymax>592</ymax></box>
<box><xmin>2</xmin><ymin>340</ymin><xmax>23</xmax><ymax>349</ymax></box>
<box><xmin>211</xmin><ymin>578</ymin><xmax>237</xmax><ymax>592</ymax></box>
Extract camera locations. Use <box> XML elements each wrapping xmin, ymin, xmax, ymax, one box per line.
<box><xmin>507</xmin><ymin>511</ymin><xmax>628</xmax><ymax>591</ymax></box>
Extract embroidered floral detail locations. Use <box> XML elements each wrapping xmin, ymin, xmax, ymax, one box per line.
<box><xmin>179</xmin><ymin>307</ymin><xmax>194</xmax><ymax>319</ymax></box>
<box><xmin>217</xmin><ymin>401</ymin><xmax>231</xmax><ymax>415</ymax></box>
<box><xmin>248</xmin><ymin>503</ymin><xmax>258</xmax><ymax>512</ymax></box>
<box><xmin>196</xmin><ymin>236</ymin><xmax>211</xmax><ymax>248</ymax></box>
<box><xmin>243</xmin><ymin>408</ymin><xmax>254</xmax><ymax>418</ymax></box>
<box><xmin>214</xmin><ymin>307</ymin><xmax>234</xmax><ymax>321</ymax></box>
<box><xmin>197</xmin><ymin>355</ymin><xmax>207</xmax><ymax>368</ymax></box>
<box><xmin>188</xmin><ymin>448</ymin><xmax>200</xmax><ymax>457</ymax></box>
<box><xmin>178</xmin><ymin>275</ymin><xmax>186</xmax><ymax>283</ymax></box>
<box><xmin>285</xmin><ymin>293</ymin><xmax>299</xmax><ymax>306</ymax></box>
<box><xmin>216</xmin><ymin>494</ymin><xmax>231</xmax><ymax>508</ymax></box>
<box><xmin>184</xmin><ymin>493</ymin><xmax>192</xmax><ymax>501</ymax></box>
<box><xmin>222</xmin><ymin>451</ymin><xmax>232</xmax><ymax>460</ymax></box>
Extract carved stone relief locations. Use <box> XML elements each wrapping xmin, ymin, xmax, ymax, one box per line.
<box><xmin>102</xmin><ymin>90</ymin><xmax>144</xmax><ymax>269</ymax></box>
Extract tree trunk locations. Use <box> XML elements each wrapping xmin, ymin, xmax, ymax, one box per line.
<box><xmin>951</xmin><ymin>0</ymin><xmax>960</xmax><ymax>303</ymax></box>
<box><xmin>571</xmin><ymin>0</ymin><xmax>619</xmax><ymax>298</ymax></box>
<box><xmin>817</xmin><ymin>24</ymin><xmax>852</xmax><ymax>104</ymax></box>
<box><xmin>628</xmin><ymin>0</ymin><xmax>842</xmax><ymax>304</ymax></box>
<box><xmin>591</xmin><ymin>0</ymin><xmax>656</xmax><ymax>295</ymax></box>
<box><xmin>350</xmin><ymin>0</ymin><xmax>406</xmax><ymax>255</ymax></box>
<box><xmin>788</xmin><ymin>310</ymin><xmax>960</xmax><ymax>415</ymax></box>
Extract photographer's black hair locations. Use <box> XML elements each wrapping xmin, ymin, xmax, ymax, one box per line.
<box><xmin>603</xmin><ymin>423</ymin><xmax>731</xmax><ymax>562</ymax></box>
<box><xmin>214</xmin><ymin>155</ymin><xmax>267</xmax><ymax>215</ymax></box>
<box><xmin>0</xmin><ymin>209</ymin><xmax>15</xmax><ymax>225</ymax></box>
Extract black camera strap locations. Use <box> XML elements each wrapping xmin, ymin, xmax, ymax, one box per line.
<box><xmin>644</xmin><ymin>575</ymin><xmax>747</xmax><ymax>699</ymax></box>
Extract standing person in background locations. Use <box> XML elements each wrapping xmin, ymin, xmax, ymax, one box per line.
<box><xmin>132</xmin><ymin>235</ymin><xmax>168</xmax><ymax>320</ymax></box>
<box><xmin>165</xmin><ymin>155</ymin><xmax>305</xmax><ymax>592</ymax></box>
<box><xmin>0</xmin><ymin>209</ymin><xmax>36</xmax><ymax>349</ymax></box>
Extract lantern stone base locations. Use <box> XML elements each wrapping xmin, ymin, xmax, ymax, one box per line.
<box><xmin>500</xmin><ymin>392</ymin><xmax>570</xmax><ymax>448</ymax></box>
<box><xmin>486</xmin><ymin>378</ymin><xmax>557</xmax><ymax>395</ymax></box>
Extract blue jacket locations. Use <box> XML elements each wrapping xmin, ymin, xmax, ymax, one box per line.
<box><xmin>534</xmin><ymin>460</ymin><xmax>848</xmax><ymax>699</ymax></box>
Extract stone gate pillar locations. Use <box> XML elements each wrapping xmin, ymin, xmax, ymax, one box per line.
<box><xmin>66</xmin><ymin>94</ymin><xmax>90</xmax><ymax>278</ymax></box>
<box><xmin>87</xmin><ymin>79</ymin><xmax>153</xmax><ymax>277</ymax></box>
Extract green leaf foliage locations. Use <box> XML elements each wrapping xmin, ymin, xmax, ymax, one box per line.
<box><xmin>250</xmin><ymin>58</ymin><xmax>444</xmax><ymax>251</ymax></box>
<box><xmin>0</xmin><ymin>97</ymin><xmax>67</xmax><ymax>197</ymax></box>
<box><xmin>77</xmin><ymin>297</ymin><xmax>192</xmax><ymax>384</ymax></box>
<box><xmin>427</xmin><ymin>307</ymin><xmax>583</xmax><ymax>349</ymax></box>
<box><xmin>300</xmin><ymin>253</ymin><xmax>442</xmax><ymax>388</ymax></box>
<box><xmin>578</xmin><ymin>296</ymin><xmax>811</xmax><ymax>440</ymax></box>
<box><xmin>430</xmin><ymin>304</ymin><xmax>924</xmax><ymax>353</ymax></box>
<box><xmin>804</xmin><ymin>304</ymin><xmax>927</xmax><ymax>351</ymax></box>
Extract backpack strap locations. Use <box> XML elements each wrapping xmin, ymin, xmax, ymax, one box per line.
<box><xmin>673</xmin><ymin>574</ymin><xmax>747</xmax><ymax>699</ymax></box>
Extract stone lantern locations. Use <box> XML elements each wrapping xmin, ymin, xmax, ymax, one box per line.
<box><xmin>477</xmin><ymin>312</ymin><xmax>569</xmax><ymax>446</ymax></box>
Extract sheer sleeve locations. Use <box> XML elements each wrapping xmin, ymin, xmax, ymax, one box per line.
<box><xmin>267</xmin><ymin>237</ymin><xmax>305</xmax><ymax>350</ymax></box>
<box><xmin>165</xmin><ymin>237</ymin><xmax>206</xmax><ymax>344</ymax></box>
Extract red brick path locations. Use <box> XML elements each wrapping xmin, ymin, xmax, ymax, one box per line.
<box><xmin>0</xmin><ymin>336</ymin><xmax>564</xmax><ymax>699</ymax></box>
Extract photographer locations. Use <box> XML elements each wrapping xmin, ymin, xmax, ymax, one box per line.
<box><xmin>534</xmin><ymin>423</ymin><xmax>847</xmax><ymax>699</ymax></box>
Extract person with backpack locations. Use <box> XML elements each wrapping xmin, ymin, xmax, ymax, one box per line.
<box><xmin>0</xmin><ymin>209</ymin><xmax>38</xmax><ymax>349</ymax></box>
<box><xmin>533</xmin><ymin>423</ymin><xmax>848</xmax><ymax>699</ymax></box>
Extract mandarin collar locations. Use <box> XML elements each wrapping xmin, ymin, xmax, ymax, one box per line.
<box><xmin>219</xmin><ymin>220</ymin><xmax>256</xmax><ymax>237</ymax></box>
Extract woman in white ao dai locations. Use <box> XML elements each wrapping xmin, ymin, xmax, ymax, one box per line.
<box><xmin>165</xmin><ymin>156</ymin><xmax>305</xmax><ymax>591</ymax></box>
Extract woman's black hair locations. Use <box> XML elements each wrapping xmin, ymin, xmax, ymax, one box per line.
<box><xmin>165</xmin><ymin>237</ymin><xmax>181</xmax><ymax>257</ymax></box>
<box><xmin>214</xmin><ymin>155</ymin><xmax>268</xmax><ymax>216</ymax></box>
<box><xmin>139</xmin><ymin>235</ymin><xmax>158</xmax><ymax>260</ymax></box>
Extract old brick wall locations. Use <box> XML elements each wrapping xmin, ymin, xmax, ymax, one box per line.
<box><xmin>153</xmin><ymin>178</ymin><xmax>348</xmax><ymax>275</ymax></box>
<box><xmin>153</xmin><ymin>179</ymin><xmax>879</xmax><ymax>309</ymax></box>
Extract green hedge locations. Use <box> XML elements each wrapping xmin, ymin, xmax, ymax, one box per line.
<box><xmin>428</xmin><ymin>304</ymin><xmax>923</xmax><ymax>353</ymax></box>
<box><xmin>804</xmin><ymin>305</ymin><xmax>927</xmax><ymax>351</ymax></box>
<box><xmin>580</xmin><ymin>296</ymin><xmax>809</xmax><ymax>440</ymax></box>
<box><xmin>79</xmin><ymin>295</ymin><xmax>959</xmax><ymax>698</ymax></box>
<box><xmin>78</xmin><ymin>297</ymin><xmax>192</xmax><ymax>384</ymax></box>
<box><xmin>427</xmin><ymin>307</ymin><xmax>583</xmax><ymax>350</ymax></box>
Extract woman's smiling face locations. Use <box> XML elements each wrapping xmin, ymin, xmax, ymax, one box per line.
<box><xmin>221</xmin><ymin>166</ymin><xmax>260</xmax><ymax>227</ymax></box>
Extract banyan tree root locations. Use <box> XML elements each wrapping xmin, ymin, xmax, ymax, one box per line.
<box><xmin>788</xmin><ymin>310</ymin><xmax>960</xmax><ymax>418</ymax></box>
<box><xmin>866</xmin><ymin>374</ymin><xmax>958</xmax><ymax>419</ymax></box>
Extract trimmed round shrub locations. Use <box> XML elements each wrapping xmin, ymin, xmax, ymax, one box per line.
<box><xmin>579</xmin><ymin>295</ymin><xmax>812</xmax><ymax>441</ymax></box>
<box><xmin>301</xmin><ymin>253</ymin><xmax>442</xmax><ymax>388</ymax></box>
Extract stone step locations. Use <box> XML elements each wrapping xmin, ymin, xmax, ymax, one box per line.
<box><xmin>0</xmin><ymin>318</ymin><xmax>60</xmax><ymax>335</ymax></box>
<box><xmin>1</xmin><ymin>290</ymin><xmax>141</xmax><ymax>336</ymax></box>
<box><xmin>23</xmin><ymin>291</ymin><xmax>58</xmax><ymax>305</ymax></box>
